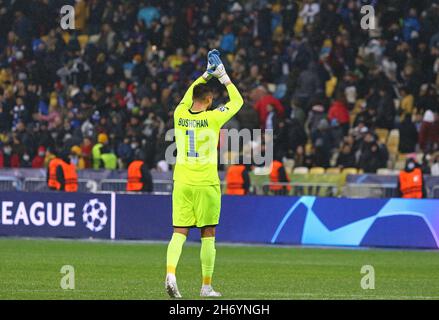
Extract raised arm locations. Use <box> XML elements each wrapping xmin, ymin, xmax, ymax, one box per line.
<box><xmin>207</xmin><ymin>50</ymin><xmax>244</xmax><ymax>126</ymax></box>
<box><xmin>212</xmin><ymin>82</ymin><xmax>244</xmax><ymax>127</ymax></box>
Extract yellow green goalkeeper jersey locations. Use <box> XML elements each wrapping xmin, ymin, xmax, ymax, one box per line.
<box><xmin>173</xmin><ymin>76</ymin><xmax>244</xmax><ymax>186</ymax></box>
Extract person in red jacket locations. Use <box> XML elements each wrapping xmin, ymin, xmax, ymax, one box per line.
<box><xmin>253</xmin><ymin>88</ymin><xmax>285</xmax><ymax>129</ymax></box>
<box><xmin>0</xmin><ymin>143</ymin><xmax>20</xmax><ymax>168</ymax></box>
<box><xmin>31</xmin><ymin>146</ymin><xmax>46</xmax><ymax>168</ymax></box>
<box><xmin>328</xmin><ymin>93</ymin><xmax>350</xmax><ymax>134</ymax></box>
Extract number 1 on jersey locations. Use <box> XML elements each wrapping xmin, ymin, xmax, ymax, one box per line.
<box><xmin>186</xmin><ymin>130</ymin><xmax>199</xmax><ymax>157</ymax></box>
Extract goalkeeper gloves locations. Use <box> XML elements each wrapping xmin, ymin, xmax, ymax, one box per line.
<box><xmin>202</xmin><ymin>49</ymin><xmax>220</xmax><ymax>80</ymax></box>
<box><xmin>206</xmin><ymin>49</ymin><xmax>231</xmax><ymax>85</ymax></box>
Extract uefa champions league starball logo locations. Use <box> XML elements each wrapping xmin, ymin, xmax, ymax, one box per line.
<box><xmin>82</xmin><ymin>199</ymin><xmax>108</xmax><ymax>232</ymax></box>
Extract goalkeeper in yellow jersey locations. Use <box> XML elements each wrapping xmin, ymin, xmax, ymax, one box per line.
<box><xmin>165</xmin><ymin>49</ymin><xmax>243</xmax><ymax>298</ymax></box>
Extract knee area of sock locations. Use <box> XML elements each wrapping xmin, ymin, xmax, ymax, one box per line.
<box><xmin>201</xmin><ymin>237</ymin><xmax>215</xmax><ymax>245</ymax></box>
<box><xmin>172</xmin><ymin>232</ymin><xmax>187</xmax><ymax>242</ymax></box>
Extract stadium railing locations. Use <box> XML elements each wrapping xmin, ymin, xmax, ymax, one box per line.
<box><xmin>99</xmin><ymin>179</ymin><xmax>127</xmax><ymax>192</ymax></box>
<box><xmin>431</xmin><ymin>185</ymin><xmax>439</xmax><ymax>199</ymax></box>
<box><xmin>342</xmin><ymin>183</ymin><xmax>398</xmax><ymax>198</ymax></box>
<box><xmin>22</xmin><ymin>177</ymin><xmax>98</xmax><ymax>193</ymax></box>
<box><xmin>0</xmin><ymin>174</ymin><xmax>435</xmax><ymax>198</ymax></box>
<box><xmin>0</xmin><ymin>176</ymin><xmax>20</xmax><ymax>191</ymax></box>
<box><xmin>260</xmin><ymin>182</ymin><xmax>340</xmax><ymax>197</ymax></box>
<box><xmin>99</xmin><ymin>179</ymin><xmax>173</xmax><ymax>194</ymax></box>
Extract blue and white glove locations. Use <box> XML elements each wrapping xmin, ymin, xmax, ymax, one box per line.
<box><xmin>207</xmin><ymin>49</ymin><xmax>231</xmax><ymax>85</ymax></box>
<box><xmin>202</xmin><ymin>50</ymin><xmax>217</xmax><ymax>80</ymax></box>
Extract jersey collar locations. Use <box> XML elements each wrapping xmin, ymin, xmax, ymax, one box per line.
<box><xmin>189</xmin><ymin>103</ymin><xmax>205</xmax><ymax>114</ymax></box>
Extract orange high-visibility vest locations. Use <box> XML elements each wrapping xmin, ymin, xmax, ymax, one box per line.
<box><xmin>48</xmin><ymin>158</ymin><xmax>78</xmax><ymax>192</ymax></box>
<box><xmin>225</xmin><ymin>165</ymin><xmax>246</xmax><ymax>195</ymax></box>
<box><xmin>127</xmin><ymin>160</ymin><xmax>144</xmax><ymax>191</ymax></box>
<box><xmin>399</xmin><ymin>168</ymin><xmax>423</xmax><ymax>198</ymax></box>
<box><xmin>269</xmin><ymin>160</ymin><xmax>291</xmax><ymax>191</ymax></box>
<box><xmin>47</xmin><ymin>158</ymin><xmax>64</xmax><ymax>190</ymax></box>
<box><xmin>62</xmin><ymin>162</ymin><xmax>78</xmax><ymax>192</ymax></box>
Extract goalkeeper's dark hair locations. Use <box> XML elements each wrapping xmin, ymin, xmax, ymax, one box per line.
<box><xmin>193</xmin><ymin>83</ymin><xmax>213</xmax><ymax>101</ymax></box>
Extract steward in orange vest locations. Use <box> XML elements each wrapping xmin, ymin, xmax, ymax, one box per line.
<box><xmin>269</xmin><ymin>159</ymin><xmax>291</xmax><ymax>195</ymax></box>
<box><xmin>47</xmin><ymin>153</ymin><xmax>78</xmax><ymax>192</ymax></box>
<box><xmin>126</xmin><ymin>159</ymin><xmax>153</xmax><ymax>192</ymax></box>
<box><xmin>225</xmin><ymin>164</ymin><xmax>250</xmax><ymax>195</ymax></box>
<box><xmin>397</xmin><ymin>159</ymin><xmax>426</xmax><ymax>199</ymax></box>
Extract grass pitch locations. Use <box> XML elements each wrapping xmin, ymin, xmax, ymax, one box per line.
<box><xmin>1</xmin><ymin>238</ymin><xmax>438</xmax><ymax>300</ymax></box>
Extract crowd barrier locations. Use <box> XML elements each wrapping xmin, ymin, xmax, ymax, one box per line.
<box><xmin>1</xmin><ymin>192</ymin><xmax>438</xmax><ymax>249</ymax></box>
<box><xmin>1</xmin><ymin>169</ymin><xmax>438</xmax><ymax>198</ymax></box>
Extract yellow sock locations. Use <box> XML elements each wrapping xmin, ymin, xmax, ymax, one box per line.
<box><xmin>200</xmin><ymin>237</ymin><xmax>216</xmax><ymax>286</ymax></box>
<box><xmin>203</xmin><ymin>277</ymin><xmax>212</xmax><ymax>286</ymax></box>
<box><xmin>166</xmin><ymin>233</ymin><xmax>187</xmax><ymax>274</ymax></box>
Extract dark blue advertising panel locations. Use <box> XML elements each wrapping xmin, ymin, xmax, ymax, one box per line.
<box><xmin>271</xmin><ymin>196</ymin><xmax>439</xmax><ymax>249</ymax></box>
<box><xmin>115</xmin><ymin>195</ymin><xmax>439</xmax><ymax>249</ymax></box>
<box><xmin>0</xmin><ymin>192</ymin><xmax>113</xmax><ymax>239</ymax></box>
<box><xmin>116</xmin><ymin>194</ymin><xmax>172</xmax><ymax>240</ymax></box>
<box><xmin>1</xmin><ymin>192</ymin><xmax>439</xmax><ymax>249</ymax></box>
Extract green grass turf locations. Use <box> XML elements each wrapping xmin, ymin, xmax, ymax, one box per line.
<box><xmin>1</xmin><ymin>238</ymin><xmax>439</xmax><ymax>300</ymax></box>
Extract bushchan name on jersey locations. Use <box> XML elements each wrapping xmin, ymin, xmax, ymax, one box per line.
<box><xmin>178</xmin><ymin>118</ymin><xmax>209</xmax><ymax>128</ymax></box>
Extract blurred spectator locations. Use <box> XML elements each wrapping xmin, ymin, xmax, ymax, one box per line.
<box><xmin>117</xmin><ymin>137</ymin><xmax>133</xmax><ymax>168</ymax></box>
<box><xmin>307</xmin><ymin>103</ymin><xmax>326</xmax><ymax>136</ymax></box>
<box><xmin>269</xmin><ymin>156</ymin><xmax>291</xmax><ymax>195</ymax></box>
<box><xmin>398</xmin><ymin>115</ymin><xmax>418</xmax><ymax>154</ymax></box>
<box><xmin>357</xmin><ymin>132</ymin><xmax>387</xmax><ymax>173</ymax></box>
<box><xmin>92</xmin><ymin>133</ymin><xmax>108</xmax><ymax>169</ymax></box>
<box><xmin>220</xmin><ymin>26</ymin><xmax>236</xmax><ymax>54</ymax></box>
<box><xmin>328</xmin><ymin>92</ymin><xmax>350</xmax><ymax>134</ymax></box>
<box><xmin>70</xmin><ymin>145</ymin><xmax>86</xmax><ymax>170</ymax></box>
<box><xmin>126</xmin><ymin>155</ymin><xmax>153</xmax><ymax>192</ymax></box>
<box><xmin>358</xmin><ymin>142</ymin><xmax>383</xmax><ymax>173</ymax></box>
<box><xmin>397</xmin><ymin>157</ymin><xmax>426</xmax><ymax>198</ymax></box>
<box><xmin>81</xmin><ymin>137</ymin><xmax>93</xmax><ymax>169</ymax></box>
<box><xmin>399</xmin><ymin>87</ymin><xmax>414</xmax><ymax>121</ymax></box>
<box><xmin>417</xmin><ymin>85</ymin><xmax>439</xmax><ymax>114</ymax></box>
<box><xmin>137</xmin><ymin>1</ymin><xmax>160</xmax><ymax>28</ymax></box>
<box><xmin>0</xmin><ymin>143</ymin><xmax>20</xmax><ymax>168</ymax></box>
<box><xmin>336</xmin><ymin>143</ymin><xmax>356</xmax><ymax>168</ymax></box>
<box><xmin>31</xmin><ymin>146</ymin><xmax>46</xmax><ymax>168</ymax></box>
<box><xmin>353</xmin><ymin>106</ymin><xmax>377</xmax><ymax>129</ymax></box>
<box><xmin>101</xmin><ymin>150</ymin><xmax>118</xmax><ymax>169</ymax></box>
<box><xmin>285</xmin><ymin>118</ymin><xmax>307</xmax><ymax>159</ymax></box>
<box><xmin>376</xmin><ymin>87</ymin><xmax>396</xmax><ymax>130</ymax></box>
<box><xmin>402</xmin><ymin>8</ymin><xmax>420</xmax><ymax>43</ymax></box>
<box><xmin>225</xmin><ymin>163</ymin><xmax>250</xmax><ymax>196</ymax></box>
<box><xmin>253</xmin><ymin>88</ymin><xmax>284</xmax><ymax>129</ymax></box>
<box><xmin>311</xmin><ymin>119</ymin><xmax>332</xmax><ymax>168</ymax></box>
<box><xmin>289</xmin><ymin>98</ymin><xmax>306</xmax><ymax>127</ymax></box>
<box><xmin>431</xmin><ymin>153</ymin><xmax>439</xmax><ymax>176</ymax></box>
<box><xmin>0</xmin><ymin>0</ymin><xmax>436</xmax><ymax>175</ymax></box>
<box><xmin>418</xmin><ymin>110</ymin><xmax>439</xmax><ymax>153</ymax></box>
<box><xmin>21</xmin><ymin>151</ymin><xmax>32</xmax><ymax>168</ymax></box>
<box><xmin>75</xmin><ymin>0</ymin><xmax>89</xmax><ymax>32</ymax></box>
<box><xmin>294</xmin><ymin>145</ymin><xmax>306</xmax><ymax>168</ymax></box>
<box><xmin>294</xmin><ymin>62</ymin><xmax>322</xmax><ymax>110</ymax></box>
<box><xmin>265</xmin><ymin>104</ymin><xmax>277</xmax><ymax>131</ymax></box>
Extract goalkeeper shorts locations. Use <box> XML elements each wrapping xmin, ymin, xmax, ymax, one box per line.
<box><xmin>172</xmin><ymin>181</ymin><xmax>221</xmax><ymax>228</ymax></box>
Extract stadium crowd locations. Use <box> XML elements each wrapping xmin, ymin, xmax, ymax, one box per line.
<box><xmin>0</xmin><ymin>0</ymin><xmax>438</xmax><ymax>175</ymax></box>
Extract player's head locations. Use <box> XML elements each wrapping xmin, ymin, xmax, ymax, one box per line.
<box><xmin>193</xmin><ymin>84</ymin><xmax>213</xmax><ymax>110</ymax></box>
